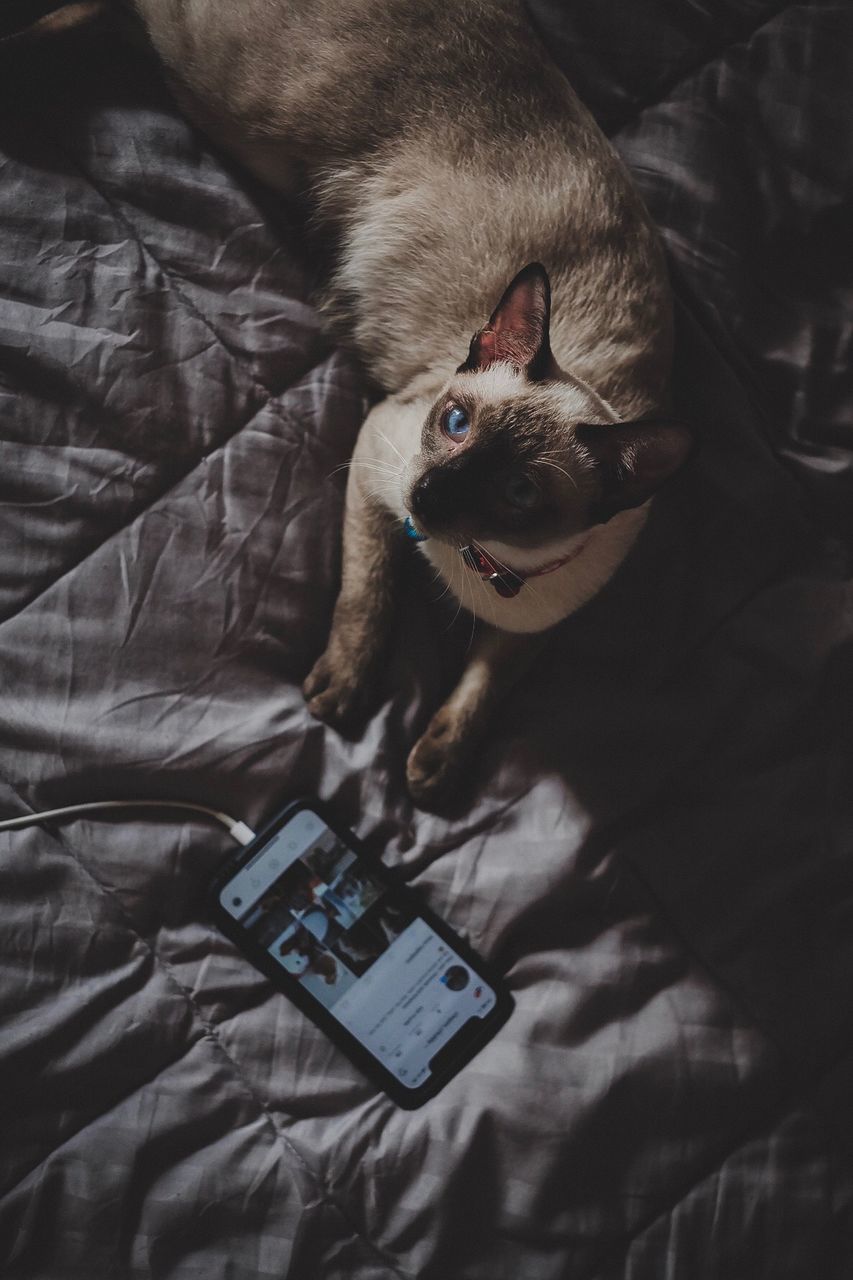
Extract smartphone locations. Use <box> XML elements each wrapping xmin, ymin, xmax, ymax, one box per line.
<box><xmin>209</xmin><ymin>799</ymin><xmax>513</xmax><ymax>1108</ymax></box>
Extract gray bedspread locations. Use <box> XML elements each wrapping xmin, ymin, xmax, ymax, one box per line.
<box><xmin>2</xmin><ymin>5</ymin><xmax>852</xmax><ymax>1277</ymax></box>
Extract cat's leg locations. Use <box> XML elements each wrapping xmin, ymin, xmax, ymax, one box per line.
<box><xmin>303</xmin><ymin>411</ymin><xmax>403</xmax><ymax>729</ymax></box>
<box><xmin>406</xmin><ymin>626</ymin><xmax>546</xmax><ymax>808</ymax></box>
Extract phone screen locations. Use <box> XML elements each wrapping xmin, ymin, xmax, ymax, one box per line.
<box><xmin>215</xmin><ymin>805</ymin><xmax>506</xmax><ymax>1099</ymax></box>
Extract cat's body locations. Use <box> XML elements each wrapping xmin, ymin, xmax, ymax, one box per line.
<box><xmin>134</xmin><ymin>0</ymin><xmax>671</xmax><ymax>408</ymax></box>
<box><xmin>128</xmin><ymin>0</ymin><xmax>691</xmax><ymax>805</ymax></box>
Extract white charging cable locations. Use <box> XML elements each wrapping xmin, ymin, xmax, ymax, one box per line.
<box><xmin>0</xmin><ymin>800</ymin><xmax>257</xmax><ymax>846</ymax></box>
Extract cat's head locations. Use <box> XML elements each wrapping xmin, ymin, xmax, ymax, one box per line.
<box><xmin>405</xmin><ymin>263</ymin><xmax>692</xmax><ymax>548</ymax></box>
<box><xmin>279</xmin><ymin>944</ymin><xmax>309</xmax><ymax>975</ymax></box>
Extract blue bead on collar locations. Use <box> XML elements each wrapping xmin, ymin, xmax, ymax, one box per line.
<box><xmin>403</xmin><ymin>516</ymin><xmax>428</xmax><ymax>542</ymax></box>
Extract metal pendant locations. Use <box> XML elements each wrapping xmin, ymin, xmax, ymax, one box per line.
<box><xmin>460</xmin><ymin>545</ymin><xmax>523</xmax><ymax>598</ymax></box>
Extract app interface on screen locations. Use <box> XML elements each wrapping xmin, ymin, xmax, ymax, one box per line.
<box><xmin>221</xmin><ymin>811</ymin><xmax>497</xmax><ymax>1089</ymax></box>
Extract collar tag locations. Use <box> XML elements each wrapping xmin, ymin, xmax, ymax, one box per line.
<box><xmin>461</xmin><ymin>545</ymin><xmax>524</xmax><ymax>597</ymax></box>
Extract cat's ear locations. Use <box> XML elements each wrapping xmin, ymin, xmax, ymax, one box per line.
<box><xmin>459</xmin><ymin>262</ymin><xmax>553</xmax><ymax>378</ymax></box>
<box><xmin>575</xmin><ymin>418</ymin><xmax>695</xmax><ymax>519</ymax></box>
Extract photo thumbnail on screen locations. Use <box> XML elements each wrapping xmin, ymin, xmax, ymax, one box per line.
<box><xmin>302</xmin><ymin>831</ymin><xmax>356</xmax><ymax>884</ymax></box>
<box><xmin>245</xmin><ymin>856</ymin><xmax>330</xmax><ymax>949</ymax></box>
<box><xmin>221</xmin><ymin>810</ymin><xmax>418</xmax><ymax>1007</ymax></box>
<box><xmin>268</xmin><ymin>918</ymin><xmax>358</xmax><ymax>1010</ymax></box>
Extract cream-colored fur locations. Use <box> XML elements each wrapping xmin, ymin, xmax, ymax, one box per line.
<box><xmin>126</xmin><ymin>0</ymin><xmax>683</xmax><ymax>805</ymax></box>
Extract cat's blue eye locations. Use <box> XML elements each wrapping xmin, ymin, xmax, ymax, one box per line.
<box><xmin>443</xmin><ymin>405</ymin><xmax>470</xmax><ymax>441</ymax></box>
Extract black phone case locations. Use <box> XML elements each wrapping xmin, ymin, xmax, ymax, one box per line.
<box><xmin>208</xmin><ymin>797</ymin><xmax>514</xmax><ymax>1108</ymax></box>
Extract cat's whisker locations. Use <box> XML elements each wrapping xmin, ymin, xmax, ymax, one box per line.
<box><xmin>445</xmin><ymin>555</ymin><xmax>458</xmax><ymax>629</ymax></box>
<box><xmin>348</xmin><ymin>458</ymin><xmax>402</xmax><ymax>479</ymax></box>
<box><xmin>333</xmin><ymin>466</ymin><xmax>402</xmax><ymax>505</ymax></box>
<box><xmin>328</xmin><ymin>458</ymin><xmax>400</xmax><ymax>482</ymax></box>
<box><xmin>445</xmin><ymin>555</ymin><xmax>466</xmax><ymax>633</ymax></box>
<box><xmin>350</xmin><ymin>462</ymin><xmax>404</xmax><ymax>506</ymax></box>
<box><xmin>466</xmin><ymin>577</ymin><xmax>478</xmax><ymax>653</ymax></box>
<box><xmin>535</xmin><ymin>457</ymin><xmax>579</xmax><ymax>491</ymax></box>
<box><xmin>471</xmin><ymin>539</ymin><xmax>515</xmax><ymax>581</ymax></box>
<box><xmin>358</xmin><ymin>482</ymin><xmax>395</xmax><ymax>507</ymax></box>
<box><xmin>455</xmin><ymin>555</ymin><xmax>474</xmax><ymax>643</ymax></box>
<box><xmin>375</xmin><ymin>427</ymin><xmax>409</xmax><ymax>469</ymax></box>
<box><xmin>422</xmin><ymin>553</ymin><xmax>452</xmax><ymax>604</ymax></box>
<box><xmin>484</xmin><ymin>571</ymin><xmax>499</xmax><ymax>630</ymax></box>
<box><xmin>430</xmin><ymin>563</ymin><xmax>455</xmax><ymax>606</ymax></box>
<box><xmin>536</xmin><ymin>449</ymin><xmax>576</xmax><ymax>466</ymax></box>
<box><xmin>472</xmin><ymin>569</ymin><xmax>498</xmax><ymax>633</ymax></box>
<box><xmin>471</xmin><ymin>539</ymin><xmax>549</xmax><ymax>611</ymax></box>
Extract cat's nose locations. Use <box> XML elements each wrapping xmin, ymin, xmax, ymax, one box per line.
<box><xmin>410</xmin><ymin>469</ymin><xmax>453</xmax><ymax>523</ymax></box>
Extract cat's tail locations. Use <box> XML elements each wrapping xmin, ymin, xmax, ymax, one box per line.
<box><xmin>1</xmin><ymin>0</ymin><xmax>108</xmax><ymax>45</ymax></box>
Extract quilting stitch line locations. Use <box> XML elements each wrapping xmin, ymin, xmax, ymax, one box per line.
<box><xmin>579</xmin><ymin>1032</ymin><xmax>853</xmax><ymax>1280</ymax></box>
<box><xmin>0</xmin><ymin>785</ymin><xmax>415</xmax><ymax>1280</ymax></box>
<box><xmin>0</xmin><ymin>95</ymin><xmax>339</xmax><ymax>626</ymax></box>
<box><xmin>27</xmin><ymin>95</ymin><xmax>328</xmax><ymax>407</ymax></box>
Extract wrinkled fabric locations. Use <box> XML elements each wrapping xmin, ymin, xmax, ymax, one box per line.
<box><xmin>1</xmin><ymin>5</ymin><xmax>852</xmax><ymax>1279</ymax></box>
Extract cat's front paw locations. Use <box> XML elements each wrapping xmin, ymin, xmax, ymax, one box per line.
<box><xmin>302</xmin><ymin>644</ymin><xmax>378</xmax><ymax>731</ymax></box>
<box><xmin>406</xmin><ymin>706</ymin><xmax>472</xmax><ymax>809</ymax></box>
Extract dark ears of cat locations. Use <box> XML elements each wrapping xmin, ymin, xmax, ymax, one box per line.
<box><xmin>458</xmin><ymin>261</ymin><xmax>554</xmax><ymax>380</ymax></box>
<box><xmin>576</xmin><ymin>419</ymin><xmax>695</xmax><ymax>519</ymax></box>
<box><xmin>460</xmin><ymin>261</ymin><xmax>695</xmax><ymax>515</ymax></box>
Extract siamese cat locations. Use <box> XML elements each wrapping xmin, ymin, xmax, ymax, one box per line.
<box><xmin>76</xmin><ymin>1</ymin><xmax>694</xmax><ymax>804</ymax></box>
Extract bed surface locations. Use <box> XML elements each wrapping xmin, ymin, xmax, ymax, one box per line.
<box><xmin>1</xmin><ymin>3</ymin><xmax>852</xmax><ymax>1276</ymax></box>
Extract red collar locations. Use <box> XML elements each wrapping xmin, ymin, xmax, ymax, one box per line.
<box><xmin>460</xmin><ymin>538</ymin><xmax>590</xmax><ymax>598</ymax></box>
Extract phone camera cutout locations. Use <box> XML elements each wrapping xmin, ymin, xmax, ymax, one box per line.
<box><xmin>441</xmin><ymin>965</ymin><xmax>470</xmax><ymax>992</ymax></box>
<box><xmin>232</xmin><ymin>896</ymin><xmax>243</xmax><ymax>907</ymax></box>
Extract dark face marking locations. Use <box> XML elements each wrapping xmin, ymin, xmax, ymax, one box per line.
<box><xmin>407</xmin><ymin>387</ymin><xmax>695</xmax><ymax>547</ymax></box>
<box><xmin>407</xmin><ymin>390</ymin><xmax>597</xmax><ymax>547</ymax></box>
<box><xmin>406</xmin><ymin>261</ymin><xmax>692</xmax><ymax>549</ymax></box>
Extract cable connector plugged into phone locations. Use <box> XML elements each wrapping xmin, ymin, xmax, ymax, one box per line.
<box><xmin>0</xmin><ymin>800</ymin><xmax>257</xmax><ymax>846</ymax></box>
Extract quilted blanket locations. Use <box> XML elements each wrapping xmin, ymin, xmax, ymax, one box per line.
<box><xmin>1</xmin><ymin>3</ymin><xmax>852</xmax><ymax>1277</ymax></box>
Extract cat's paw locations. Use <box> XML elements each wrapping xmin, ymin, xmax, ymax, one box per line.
<box><xmin>302</xmin><ymin>646</ymin><xmax>377</xmax><ymax>731</ymax></box>
<box><xmin>406</xmin><ymin>706</ymin><xmax>470</xmax><ymax>809</ymax></box>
